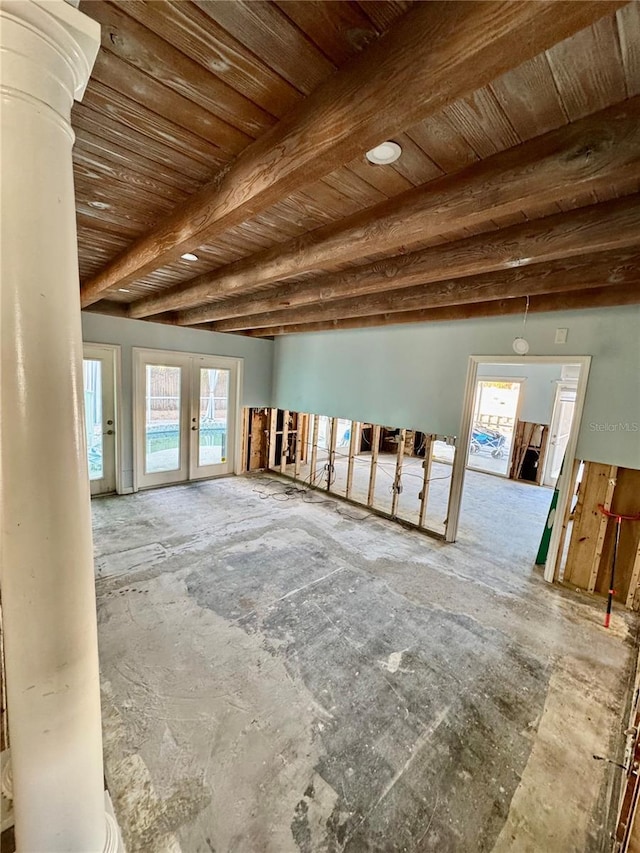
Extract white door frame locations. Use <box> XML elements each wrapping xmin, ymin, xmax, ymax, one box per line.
<box><xmin>447</xmin><ymin>355</ymin><xmax>591</xmax><ymax>584</ymax></box>
<box><xmin>83</xmin><ymin>343</ymin><xmax>122</xmax><ymax>496</ymax></box>
<box><xmin>189</xmin><ymin>353</ymin><xmax>241</xmax><ymax>481</ymax></box>
<box><xmin>132</xmin><ymin>347</ymin><xmax>243</xmax><ymax>491</ymax></box>
<box><xmin>467</xmin><ymin>375</ymin><xmax>525</xmax><ymax>479</ymax></box>
<box><xmin>543</xmin><ymin>380</ymin><xmax>578</xmax><ymax>487</ymax></box>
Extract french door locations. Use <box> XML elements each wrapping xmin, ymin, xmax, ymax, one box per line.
<box><xmin>134</xmin><ymin>349</ymin><xmax>240</xmax><ymax>490</ymax></box>
<box><xmin>82</xmin><ymin>344</ymin><xmax>118</xmax><ymax>496</ymax></box>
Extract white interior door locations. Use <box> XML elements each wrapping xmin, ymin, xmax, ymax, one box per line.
<box><xmin>544</xmin><ymin>383</ymin><xmax>577</xmax><ymax>487</ymax></box>
<box><xmin>83</xmin><ymin>344</ymin><xmax>118</xmax><ymax>496</ymax></box>
<box><xmin>135</xmin><ymin>349</ymin><xmax>240</xmax><ymax>490</ymax></box>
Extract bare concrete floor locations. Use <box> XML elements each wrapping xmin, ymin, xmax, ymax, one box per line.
<box><xmin>92</xmin><ymin>475</ymin><xmax>638</xmax><ymax>853</ymax></box>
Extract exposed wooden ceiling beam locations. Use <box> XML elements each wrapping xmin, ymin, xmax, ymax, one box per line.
<box><xmin>81</xmin><ymin>0</ymin><xmax>626</xmax><ymax>306</ymax></box>
<box><xmin>128</xmin><ymin>94</ymin><xmax>640</xmax><ymax>319</ymax></box>
<box><xmin>178</xmin><ymin>197</ymin><xmax>640</xmax><ymax>326</ymax></box>
<box><xmin>208</xmin><ymin>249</ymin><xmax>640</xmax><ymax>331</ymax></box>
<box><xmin>244</xmin><ymin>284</ymin><xmax>640</xmax><ymax>337</ymax></box>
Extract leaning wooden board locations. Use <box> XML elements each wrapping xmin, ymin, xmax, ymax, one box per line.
<box><xmin>564</xmin><ymin>462</ymin><xmax>618</xmax><ymax>590</ymax></box>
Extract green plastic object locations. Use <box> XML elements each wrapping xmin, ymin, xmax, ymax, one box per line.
<box><xmin>536</xmin><ymin>451</ymin><xmax>566</xmax><ymax>565</ymax></box>
<box><xmin>536</xmin><ymin>486</ymin><xmax>559</xmax><ymax>565</ymax></box>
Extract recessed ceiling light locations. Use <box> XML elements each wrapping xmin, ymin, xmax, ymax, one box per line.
<box><xmin>88</xmin><ymin>200</ymin><xmax>110</xmax><ymax>210</ymax></box>
<box><xmin>118</xmin><ymin>288</ymin><xmax>131</xmax><ymax>293</ymax></box>
<box><xmin>365</xmin><ymin>141</ymin><xmax>402</xmax><ymax>165</ymax></box>
<box><xmin>181</xmin><ymin>252</ymin><xmax>199</xmax><ymax>261</ymax></box>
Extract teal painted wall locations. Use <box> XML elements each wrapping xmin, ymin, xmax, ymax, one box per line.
<box><xmin>476</xmin><ymin>362</ymin><xmax>563</xmax><ymax>425</ymax></box>
<box><xmin>273</xmin><ymin>305</ymin><xmax>640</xmax><ymax>469</ymax></box>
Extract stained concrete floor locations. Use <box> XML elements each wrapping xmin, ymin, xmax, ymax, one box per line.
<box><xmin>92</xmin><ymin>474</ymin><xmax>638</xmax><ymax>853</ymax></box>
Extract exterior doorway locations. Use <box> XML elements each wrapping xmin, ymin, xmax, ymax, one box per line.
<box><xmin>133</xmin><ymin>349</ymin><xmax>241</xmax><ymax>490</ymax></box>
<box><xmin>83</xmin><ymin>343</ymin><xmax>119</xmax><ymax>496</ymax></box>
<box><xmin>467</xmin><ymin>378</ymin><xmax>523</xmax><ymax>478</ymax></box>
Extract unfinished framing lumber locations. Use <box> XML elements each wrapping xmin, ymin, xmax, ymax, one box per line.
<box><xmin>309</xmin><ymin>415</ymin><xmax>319</xmax><ymax>488</ymax></box>
<box><xmin>240</xmin><ymin>407</ymin><xmax>250</xmax><ymax>474</ymax></box>
<box><xmin>587</xmin><ymin>465</ymin><xmax>618</xmax><ymax>592</ymax></box>
<box><xmin>565</xmin><ymin>463</ymin><xmax>640</xmax><ymax>604</ymax></box>
<box><xmin>129</xmin><ymin>94</ymin><xmax>640</xmax><ymax>318</ymax></box>
<box><xmin>565</xmin><ymin>462</ymin><xmax>613</xmax><ymax>588</ymax></box>
<box><xmin>267</xmin><ymin>407</ymin><xmax>277</xmax><ymax>471</ymax></box>
<box><xmin>626</xmin><ymin>541</ymin><xmax>640</xmax><ymax>610</ymax></box>
<box><xmin>293</xmin><ymin>415</ymin><xmax>303</xmax><ymax>479</ymax></box>
<box><xmin>299</xmin><ymin>414</ymin><xmax>309</xmax><ymax>467</ymax></box>
<box><xmin>596</xmin><ymin>467</ymin><xmax>640</xmax><ymax>603</ymax></box>
<box><xmin>444</xmin><ymin>445</ymin><xmax>459</xmax><ymax>542</ymax></box>
<box><xmin>280</xmin><ymin>410</ymin><xmax>290</xmax><ymax>474</ymax></box>
<box><xmin>367</xmin><ymin>425</ymin><xmax>381</xmax><ymax>507</ymax></box>
<box><xmin>391</xmin><ymin>430</ymin><xmax>407</xmax><ymax>518</ymax></box>
<box><xmin>247</xmin><ymin>408</ymin><xmax>270</xmax><ymax>471</ymax></box>
<box><xmin>418</xmin><ymin>434</ymin><xmax>436</xmax><ymax>528</ymax></box>
<box><xmin>327</xmin><ymin>417</ymin><xmax>338</xmax><ymax>492</ymax></box>
<box><xmin>345</xmin><ymin>422</ymin><xmax>358</xmax><ymax>500</ymax></box>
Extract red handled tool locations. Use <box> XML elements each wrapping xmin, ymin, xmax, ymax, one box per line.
<box><xmin>597</xmin><ymin>505</ymin><xmax>640</xmax><ymax>628</ymax></box>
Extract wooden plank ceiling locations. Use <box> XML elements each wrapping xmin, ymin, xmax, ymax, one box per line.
<box><xmin>76</xmin><ymin>0</ymin><xmax>640</xmax><ymax>336</ymax></box>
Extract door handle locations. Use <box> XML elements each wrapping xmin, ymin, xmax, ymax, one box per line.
<box><xmin>103</xmin><ymin>429</ymin><xmax>114</xmax><ymax>435</ymax></box>
<box><xmin>191</xmin><ymin>426</ymin><xmax>199</xmax><ymax>431</ymax></box>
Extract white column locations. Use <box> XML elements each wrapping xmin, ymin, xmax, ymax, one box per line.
<box><xmin>0</xmin><ymin>2</ymin><xmax>114</xmax><ymax>851</ymax></box>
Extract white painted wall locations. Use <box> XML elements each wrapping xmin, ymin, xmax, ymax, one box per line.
<box><xmin>273</xmin><ymin>304</ymin><xmax>640</xmax><ymax>469</ymax></box>
<box><xmin>81</xmin><ymin>312</ymin><xmax>274</xmax><ymax>490</ymax></box>
<box><xmin>477</xmin><ymin>362</ymin><xmax>563</xmax><ymax>424</ymax></box>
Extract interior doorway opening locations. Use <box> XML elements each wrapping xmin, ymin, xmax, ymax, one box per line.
<box><xmin>449</xmin><ymin>356</ymin><xmax>591</xmax><ymax>583</ymax></box>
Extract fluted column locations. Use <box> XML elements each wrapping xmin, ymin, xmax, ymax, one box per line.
<box><xmin>0</xmin><ymin>2</ymin><xmax>115</xmax><ymax>850</ymax></box>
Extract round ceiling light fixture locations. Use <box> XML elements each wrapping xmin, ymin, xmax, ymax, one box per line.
<box><xmin>512</xmin><ymin>336</ymin><xmax>530</xmax><ymax>355</ymax></box>
<box><xmin>181</xmin><ymin>252</ymin><xmax>199</xmax><ymax>261</ymax></box>
<box><xmin>365</xmin><ymin>141</ymin><xmax>402</xmax><ymax>165</ymax></box>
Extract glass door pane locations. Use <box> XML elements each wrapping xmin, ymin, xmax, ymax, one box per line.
<box><xmin>467</xmin><ymin>380</ymin><xmax>520</xmax><ymax>477</ymax></box>
<box><xmin>83</xmin><ymin>359</ymin><xmax>103</xmax><ymax>481</ymax></box>
<box><xmin>135</xmin><ymin>349</ymin><xmax>237</xmax><ymax>488</ymax></box>
<box><xmin>83</xmin><ymin>344</ymin><xmax>117</xmax><ymax>496</ymax></box>
<box><xmin>197</xmin><ymin>368</ymin><xmax>229</xmax><ymax>467</ymax></box>
<box><xmin>145</xmin><ymin>364</ymin><xmax>182</xmax><ymax>474</ymax></box>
